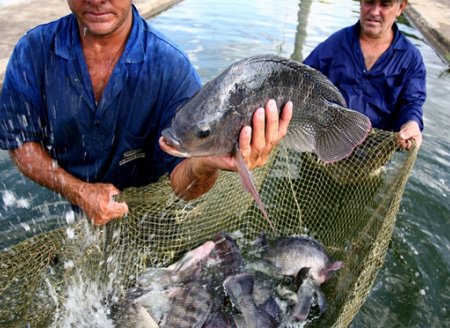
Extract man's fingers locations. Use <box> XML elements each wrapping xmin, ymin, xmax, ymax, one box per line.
<box><xmin>398</xmin><ymin>121</ymin><xmax>422</xmax><ymax>150</ymax></box>
<box><xmin>238</xmin><ymin>125</ymin><xmax>252</xmax><ymax>161</ymax></box>
<box><xmin>279</xmin><ymin>101</ymin><xmax>293</xmax><ymax>138</ymax></box>
<box><xmin>251</xmin><ymin>107</ymin><xmax>266</xmax><ymax>158</ymax></box>
<box><xmin>238</xmin><ymin>99</ymin><xmax>294</xmax><ymax>169</ymax></box>
<box><xmin>265</xmin><ymin>99</ymin><xmax>279</xmax><ymax>146</ymax></box>
<box><xmin>85</xmin><ymin>184</ymin><xmax>129</xmax><ymax>226</ymax></box>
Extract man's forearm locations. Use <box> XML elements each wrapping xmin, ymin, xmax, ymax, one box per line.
<box><xmin>170</xmin><ymin>157</ymin><xmax>219</xmax><ymax>201</ymax></box>
<box><xmin>9</xmin><ymin>141</ymin><xmax>87</xmax><ymax>207</ymax></box>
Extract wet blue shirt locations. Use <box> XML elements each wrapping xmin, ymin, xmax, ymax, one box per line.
<box><xmin>304</xmin><ymin>22</ymin><xmax>426</xmax><ymax>131</ymax></box>
<box><xmin>0</xmin><ymin>6</ymin><xmax>201</xmax><ymax>189</ymax></box>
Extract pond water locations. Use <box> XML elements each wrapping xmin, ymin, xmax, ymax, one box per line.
<box><xmin>0</xmin><ymin>0</ymin><xmax>449</xmax><ymax>327</ymax></box>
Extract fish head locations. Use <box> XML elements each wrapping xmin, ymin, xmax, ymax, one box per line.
<box><xmin>160</xmin><ymin>78</ymin><xmax>245</xmax><ymax>158</ymax></box>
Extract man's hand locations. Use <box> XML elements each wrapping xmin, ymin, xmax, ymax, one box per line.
<box><xmin>77</xmin><ymin>182</ymin><xmax>128</xmax><ymax>226</ymax></box>
<box><xmin>9</xmin><ymin>141</ymin><xmax>128</xmax><ymax>226</ymax></box>
<box><xmin>398</xmin><ymin>121</ymin><xmax>422</xmax><ymax>150</ymax></box>
<box><xmin>237</xmin><ymin>99</ymin><xmax>293</xmax><ymax>169</ymax></box>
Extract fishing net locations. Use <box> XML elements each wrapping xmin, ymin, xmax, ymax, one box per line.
<box><xmin>0</xmin><ymin>128</ymin><xmax>417</xmax><ymax>327</ymax></box>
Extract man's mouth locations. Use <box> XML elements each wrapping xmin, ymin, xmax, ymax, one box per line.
<box><xmin>365</xmin><ymin>16</ymin><xmax>382</xmax><ymax>24</ymax></box>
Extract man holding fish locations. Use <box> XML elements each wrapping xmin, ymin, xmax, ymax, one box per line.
<box><xmin>0</xmin><ymin>0</ymin><xmax>292</xmax><ymax>226</ymax></box>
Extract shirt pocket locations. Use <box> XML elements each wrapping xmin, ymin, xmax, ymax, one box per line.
<box><xmin>105</xmin><ymin>125</ymin><xmax>157</xmax><ymax>189</ymax></box>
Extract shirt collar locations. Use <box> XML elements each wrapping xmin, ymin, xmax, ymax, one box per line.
<box><xmin>54</xmin><ymin>5</ymin><xmax>145</xmax><ymax>63</ymax></box>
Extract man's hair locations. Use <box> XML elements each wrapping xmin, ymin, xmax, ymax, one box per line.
<box><xmin>360</xmin><ymin>0</ymin><xmax>407</xmax><ymax>3</ymax></box>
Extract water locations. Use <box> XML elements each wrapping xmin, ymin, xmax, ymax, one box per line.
<box><xmin>0</xmin><ymin>0</ymin><xmax>449</xmax><ymax>327</ymax></box>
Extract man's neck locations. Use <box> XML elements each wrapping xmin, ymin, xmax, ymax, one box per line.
<box><xmin>80</xmin><ymin>25</ymin><xmax>131</xmax><ymax>103</ymax></box>
<box><xmin>359</xmin><ymin>29</ymin><xmax>394</xmax><ymax>70</ymax></box>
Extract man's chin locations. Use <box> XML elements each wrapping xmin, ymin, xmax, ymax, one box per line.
<box><xmin>361</xmin><ymin>25</ymin><xmax>382</xmax><ymax>38</ymax></box>
<box><xmin>82</xmin><ymin>22</ymin><xmax>117</xmax><ymax>37</ymax></box>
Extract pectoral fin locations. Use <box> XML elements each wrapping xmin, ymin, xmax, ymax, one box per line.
<box><xmin>234</xmin><ymin>146</ymin><xmax>275</xmax><ymax>231</ymax></box>
<box><xmin>293</xmin><ymin>280</ymin><xmax>314</xmax><ymax>321</ymax></box>
<box><xmin>293</xmin><ymin>279</ymin><xmax>327</xmax><ymax>322</ymax></box>
<box><xmin>281</xmin><ymin>99</ymin><xmax>371</xmax><ymax>163</ymax></box>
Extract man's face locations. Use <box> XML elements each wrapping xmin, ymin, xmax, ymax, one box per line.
<box><xmin>67</xmin><ymin>0</ymin><xmax>133</xmax><ymax>37</ymax></box>
<box><xmin>359</xmin><ymin>0</ymin><xmax>406</xmax><ymax>38</ymax></box>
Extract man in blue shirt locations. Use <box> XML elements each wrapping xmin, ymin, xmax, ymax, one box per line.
<box><xmin>0</xmin><ymin>0</ymin><xmax>292</xmax><ymax>226</ymax></box>
<box><xmin>304</xmin><ymin>0</ymin><xmax>425</xmax><ymax>150</ymax></box>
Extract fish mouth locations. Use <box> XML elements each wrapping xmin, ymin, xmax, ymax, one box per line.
<box><xmin>160</xmin><ymin>130</ymin><xmax>191</xmax><ymax>158</ymax></box>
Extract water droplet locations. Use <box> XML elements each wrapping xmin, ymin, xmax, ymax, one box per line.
<box><xmin>20</xmin><ymin>223</ymin><xmax>30</xmax><ymax>232</ymax></box>
<box><xmin>66</xmin><ymin>227</ymin><xmax>75</xmax><ymax>239</ymax></box>
<box><xmin>66</xmin><ymin>211</ymin><xmax>76</xmax><ymax>224</ymax></box>
<box><xmin>2</xmin><ymin>190</ymin><xmax>16</xmax><ymax>206</ymax></box>
<box><xmin>64</xmin><ymin>260</ymin><xmax>75</xmax><ymax>269</ymax></box>
<box><xmin>16</xmin><ymin>198</ymin><xmax>30</xmax><ymax>209</ymax></box>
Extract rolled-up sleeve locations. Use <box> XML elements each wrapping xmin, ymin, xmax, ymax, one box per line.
<box><xmin>0</xmin><ymin>38</ymin><xmax>45</xmax><ymax>149</ymax></box>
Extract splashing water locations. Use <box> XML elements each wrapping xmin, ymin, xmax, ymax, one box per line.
<box><xmin>48</xmin><ymin>220</ymin><xmax>121</xmax><ymax>327</ymax></box>
<box><xmin>51</xmin><ymin>272</ymin><xmax>114</xmax><ymax>328</ymax></box>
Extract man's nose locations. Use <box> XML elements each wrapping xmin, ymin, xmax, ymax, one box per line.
<box><xmin>369</xmin><ymin>3</ymin><xmax>383</xmax><ymax>16</ymax></box>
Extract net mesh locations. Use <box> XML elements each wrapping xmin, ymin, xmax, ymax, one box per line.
<box><xmin>0</xmin><ymin>128</ymin><xmax>417</xmax><ymax>327</ymax></box>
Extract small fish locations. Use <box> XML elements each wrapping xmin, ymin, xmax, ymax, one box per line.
<box><xmin>263</xmin><ymin>236</ymin><xmax>343</xmax><ymax>321</ymax></box>
<box><xmin>162</xmin><ymin>282</ymin><xmax>213</xmax><ymax>328</ymax></box>
<box><xmin>126</xmin><ymin>284</ymin><xmax>180</xmax><ymax>325</ymax></box>
<box><xmin>126</xmin><ymin>303</ymin><xmax>160</xmax><ymax>328</ymax></box>
<box><xmin>137</xmin><ymin>240</ymin><xmax>216</xmax><ymax>288</ymax></box>
<box><xmin>223</xmin><ymin>273</ymin><xmax>278</xmax><ymax>328</ymax></box>
<box><xmin>161</xmin><ymin>54</ymin><xmax>371</xmax><ymax>229</ymax></box>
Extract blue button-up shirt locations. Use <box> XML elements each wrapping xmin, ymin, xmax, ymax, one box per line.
<box><xmin>304</xmin><ymin>22</ymin><xmax>426</xmax><ymax>132</ymax></box>
<box><xmin>0</xmin><ymin>6</ymin><xmax>201</xmax><ymax>189</ymax></box>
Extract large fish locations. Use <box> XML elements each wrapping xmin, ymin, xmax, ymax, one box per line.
<box><xmin>160</xmin><ymin>55</ymin><xmax>371</xmax><ymax>228</ymax></box>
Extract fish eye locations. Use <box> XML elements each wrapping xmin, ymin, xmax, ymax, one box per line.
<box><xmin>196</xmin><ymin>122</ymin><xmax>211</xmax><ymax>139</ymax></box>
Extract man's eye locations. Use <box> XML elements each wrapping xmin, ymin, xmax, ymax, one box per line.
<box><xmin>381</xmin><ymin>1</ymin><xmax>394</xmax><ymax>7</ymax></box>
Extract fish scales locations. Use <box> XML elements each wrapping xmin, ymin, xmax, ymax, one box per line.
<box><xmin>162</xmin><ymin>282</ymin><xmax>213</xmax><ymax>328</ymax></box>
<box><xmin>226</xmin><ymin>56</ymin><xmax>347</xmax><ymax>120</ymax></box>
